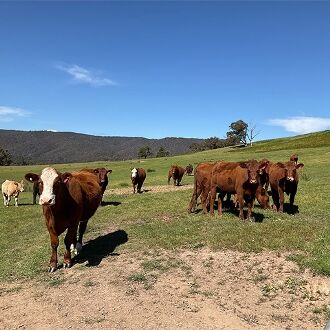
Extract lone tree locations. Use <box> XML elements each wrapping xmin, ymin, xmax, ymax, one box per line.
<box><xmin>0</xmin><ymin>147</ymin><xmax>12</xmax><ymax>166</ymax></box>
<box><xmin>156</xmin><ymin>147</ymin><xmax>170</xmax><ymax>158</ymax></box>
<box><xmin>226</xmin><ymin>120</ymin><xmax>248</xmax><ymax>146</ymax></box>
<box><xmin>138</xmin><ymin>146</ymin><xmax>153</xmax><ymax>159</ymax></box>
<box><xmin>246</xmin><ymin>124</ymin><xmax>261</xmax><ymax>146</ymax></box>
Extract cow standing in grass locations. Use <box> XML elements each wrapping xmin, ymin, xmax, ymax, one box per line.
<box><xmin>25</xmin><ymin>173</ymin><xmax>40</xmax><ymax>204</ymax></box>
<box><xmin>268</xmin><ymin>161</ymin><xmax>304</xmax><ymax>213</ymax></box>
<box><xmin>131</xmin><ymin>167</ymin><xmax>146</xmax><ymax>193</ymax></box>
<box><xmin>185</xmin><ymin>164</ymin><xmax>193</xmax><ymax>176</ymax></box>
<box><xmin>209</xmin><ymin>160</ymin><xmax>269</xmax><ymax>220</ymax></box>
<box><xmin>25</xmin><ymin>167</ymin><xmax>102</xmax><ymax>272</ymax></box>
<box><xmin>2</xmin><ymin>180</ymin><xmax>25</xmax><ymax>207</ymax></box>
<box><xmin>168</xmin><ymin>165</ymin><xmax>185</xmax><ymax>186</ymax></box>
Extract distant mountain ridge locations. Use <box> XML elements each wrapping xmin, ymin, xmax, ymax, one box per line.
<box><xmin>0</xmin><ymin>129</ymin><xmax>203</xmax><ymax>164</ymax></box>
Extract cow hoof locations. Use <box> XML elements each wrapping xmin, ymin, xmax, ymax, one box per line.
<box><xmin>48</xmin><ymin>266</ymin><xmax>56</xmax><ymax>273</ymax></box>
<box><xmin>63</xmin><ymin>262</ymin><xmax>72</xmax><ymax>269</ymax></box>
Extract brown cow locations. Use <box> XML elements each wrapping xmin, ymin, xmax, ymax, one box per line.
<box><xmin>25</xmin><ymin>167</ymin><xmax>102</xmax><ymax>272</ymax></box>
<box><xmin>268</xmin><ymin>161</ymin><xmax>304</xmax><ymax>212</ymax></box>
<box><xmin>185</xmin><ymin>164</ymin><xmax>194</xmax><ymax>176</ymax></box>
<box><xmin>81</xmin><ymin>168</ymin><xmax>112</xmax><ymax>198</ymax></box>
<box><xmin>290</xmin><ymin>154</ymin><xmax>298</xmax><ymax>164</ymax></box>
<box><xmin>187</xmin><ymin>162</ymin><xmax>215</xmax><ymax>214</ymax></box>
<box><xmin>25</xmin><ymin>173</ymin><xmax>40</xmax><ymax>204</ymax></box>
<box><xmin>131</xmin><ymin>167</ymin><xmax>146</xmax><ymax>193</ymax></box>
<box><xmin>209</xmin><ymin>160</ymin><xmax>269</xmax><ymax>220</ymax></box>
<box><xmin>168</xmin><ymin>165</ymin><xmax>185</xmax><ymax>186</ymax></box>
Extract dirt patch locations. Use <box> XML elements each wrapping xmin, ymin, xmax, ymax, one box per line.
<box><xmin>1</xmin><ymin>248</ymin><xmax>329</xmax><ymax>329</ymax></box>
<box><xmin>105</xmin><ymin>184</ymin><xmax>194</xmax><ymax>196</ymax></box>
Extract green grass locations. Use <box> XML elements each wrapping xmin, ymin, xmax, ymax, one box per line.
<box><xmin>0</xmin><ymin>131</ymin><xmax>330</xmax><ymax>281</ymax></box>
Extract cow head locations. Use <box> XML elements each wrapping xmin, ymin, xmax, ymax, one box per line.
<box><xmin>240</xmin><ymin>160</ymin><xmax>269</xmax><ymax>184</ymax></box>
<box><xmin>131</xmin><ymin>168</ymin><xmax>138</xmax><ymax>178</ymax></box>
<box><xmin>25</xmin><ymin>167</ymin><xmax>72</xmax><ymax>206</ymax></box>
<box><xmin>18</xmin><ymin>180</ymin><xmax>25</xmax><ymax>192</ymax></box>
<box><xmin>94</xmin><ymin>168</ymin><xmax>112</xmax><ymax>184</ymax></box>
<box><xmin>279</xmin><ymin>161</ymin><xmax>304</xmax><ymax>182</ymax></box>
<box><xmin>289</xmin><ymin>154</ymin><xmax>298</xmax><ymax>164</ymax></box>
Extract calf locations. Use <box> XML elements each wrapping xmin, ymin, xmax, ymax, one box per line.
<box><xmin>290</xmin><ymin>154</ymin><xmax>298</xmax><ymax>164</ymax></box>
<box><xmin>187</xmin><ymin>162</ymin><xmax>215</xmax><ymax>214</ymax></box>
<box><xmin>25</xmin><ymin>167</ymin><xmax>102</xmax><ymax>272</ymax></box>
<box><xmin>2</xmin><ymin>180</ymin><xmax>25</xmax><ymax>207</ymax></box>
<box><xmin>131</xmin><ymin>167</ymin><xmax>146</xmax><ymax>193</ymax></box>
<box><xmin>268</xmin><ymin>161</ymin><xmax>304</xmax><ymax>212</ymax></box>
<box><xmin>25</xmin><ymin>173</ymin><xmax>40</xmax><ymax>204</ymax></box>
<box><xmin>209</xmin><ymin>160</ymin><xmax>268</xmax><ymax>220</ymax></box>
<box><xmin>168</xmin><ymin>165</ymin><xmax>185</xmax><ymax>186</ymax></box>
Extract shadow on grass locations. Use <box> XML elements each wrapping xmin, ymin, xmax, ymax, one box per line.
<box><xmin>74</xmin><ymin>229</ymin><xmax>128</xmax><ymax>267</ymax></box>
<box><xmin>101</xmin><ymin>201</ymin><xmax>122</xmax><ymax>206</ymax></box>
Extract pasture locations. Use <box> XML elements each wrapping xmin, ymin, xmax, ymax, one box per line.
<box><xmin>1</xmin><ymin>131</ymin><xmax>330</xmax><ymax>329</ymax></box>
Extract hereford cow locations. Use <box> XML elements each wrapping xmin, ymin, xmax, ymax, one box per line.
<box><xmin>187</xmin><ymin>162</ymin><xmax>215</xmax><ymax>214</ymax></box>
<box><xmin>131</xmin><ymin>168</ymin><xmax>146</xmax><ymax>193</ymax></box>
<box><xmin>25</xmin><ymin>167</ymin><xmax>102</xmax><ymax>272</ymax></box>
<box><xmin>81</xmin><ymin>168</ymin><xmax>112</xmax><ymax>200</ymax></box>
<box><xmin>209</xmin><ymin>160</ymin><xmax>269</xmax><ymax>220</ymax></box>
<box><xmin>185</xmin><ymin>164</ymin><xmax>194</xmax><ymax>176</ymax></box>
<box><xmin>268</xmin><ymin>161</ymin><xmax>304</xmax><ymax>213</ymax></box>
<box><xmin>168</xmin><ymin>165</ymin><xmax>186</xmax><ymax>186</ymax></box>
<box><xmin>25</xmin><ymin>173</ymin><xmax>40</xmax><ymax>204</ymax></box>
<box><xmin>2</xmin><ymin>180</ymin><xmax>25</xmax><ymax>207</ymax></box>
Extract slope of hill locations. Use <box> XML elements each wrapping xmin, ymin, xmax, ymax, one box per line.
<box><xmin>0</xmin><ymin>130</ymin><xmax>202</xmax><ymax>164</ymax></box>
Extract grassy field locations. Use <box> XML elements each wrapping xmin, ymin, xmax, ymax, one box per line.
<box><xmin>0</xmin><ymin>130</ymin><xmax>330</xmax><ymax>281</ymax></box>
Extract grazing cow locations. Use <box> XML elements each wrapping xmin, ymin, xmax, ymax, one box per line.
<box><xmin>131</xmin><ymin>167</ymin><xmax>146</xmax><ymax>193</ymax></box>
<box><xmin>290</xmin><ymin>154</ymin><xmax>298</xmax><ymax>164</ymax></box>
<box><xmin>25</xmin><ymin>173</ymin><xmax>40</xmax><ymax>204</ymax></box>
<box><xmin>268</xmin><ymin>161</ymin><xmax>304</xmax><ymax>212</ymax></box>
<box><xmin>25</xmin><ymin>167</ymin><xmax>102</xmax><ymax>272</ymax></box>
<box><xmin>185</xmin><ymin>164</ymin><xmax>194</xmax><ymax>176</ymax></box>
<box><xmin>81</xmin><ymin>168</ymin><xmax>112</xmax><ymax>200</ymax></box>
<box><xmin>187</xmin><ymin>162</ymin><xmax>215</xmax><ymax>214</ymax></box>
<box><xmin>209</xmin><ymin>160</ymin><xmax>269</xmax><ymax>220</ymax></box>
<box><xmin>168</xmin><ymin>165</ymin><xmax>186</xmax><ymax>186</ymax></box>
<box><xmin>2</xmin><ymin>180</ymin><xmax>25</xmax><ymax>207</ymax></box>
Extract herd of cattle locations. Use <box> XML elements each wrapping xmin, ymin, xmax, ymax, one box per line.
<box><xmin>1</xmin><ymin>156</ymin><xmax>303</xmax><ymax>272</ymax></box>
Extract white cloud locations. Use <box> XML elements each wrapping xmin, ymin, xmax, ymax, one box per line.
<box><xmin>56</xmin><ymin>63</ymin><xmax>117</xmax><ymax>87</ymax></box>
<box><xmin>0</xmin><ymin>106</ymin><xmax>31</xmax><ymax>122</ymax></box>
<box><xmin>268</xmin><ymin>116</ymin><xmax>330</xmax><ymax>134</ymax></box>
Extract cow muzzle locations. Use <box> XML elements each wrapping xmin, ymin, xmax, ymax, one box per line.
<box><xmin>39</xmin><ymin>195</ymin><xmax>56</xmax><ymax>206</ymax></box>
<box><xmin>249</xmin><ymin>179</ymin><xmax>257</xmax><ymax>184</ymax></box>
<box><xmin>287</xmin><ymin>177</ymin><xmax>295</xmax><ymax>182</ymax></box>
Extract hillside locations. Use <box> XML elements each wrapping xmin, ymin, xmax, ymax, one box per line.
<box><xmin>0</xmin><ymin>129</ymin><xmax>202</xmax><ymax>164</ymax></box>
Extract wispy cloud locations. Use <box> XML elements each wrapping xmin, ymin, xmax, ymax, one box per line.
<box><xmin>56</xmin><ymin>63</ymin><xmax>117</xmax><ymax>87</ymax></box>
<box><xmin>268</xmin><ymin>116</ymin><xmax>330</xmax><ymax>134</ymax></box>
<box><xmin>0</xmin><ymin>106</ymin><xmax>31</xmax><ymax>122</ymax></box>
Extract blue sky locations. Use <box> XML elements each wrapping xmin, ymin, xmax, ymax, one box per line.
<box><xmin>0</xmin><ymin>1</ymin><xmax>329</xmax><ymax>140</ymax></box>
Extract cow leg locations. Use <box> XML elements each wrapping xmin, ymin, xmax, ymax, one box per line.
<box><xmin>6</xmin><ymin>195</ymin><xmax>11</xmax><ymax>207</ymax></box>
<box><xmin>137</xmin><ymin>182</ymin><xmax>142</xmax><ymax>193</ymax></box>
<box><xmin>247</xmin><ymin>201</ymin><xmax>253</xmax><ymax>221</ymax></box>
<box><xmin>209</xmin><ymin>187</ymin><xmax>217</xmax><ymax>216</ymax></box>
<box><xmin>278</xmin><ymin>188</ymin><xmax>285</xmax><ymax>212</ymax></box>
<box><xmin>3</xmin><ymin>193</ymin><xmax>7</xmax><ymax>206</ymax></box>
<box><xmin>14</xmin><ymin>195</ymin><xmax>19</xmax><ymax>207</ymax></box>
<box><xmin>33</xmin><ymin>191</ymin><xmax>37</xmax><ymax>204</ymax></box>
<box><xmin>48</xmin><ymin>232</ymin><xmax>59</xmax><ymax>272</ymax></box>
<box><xmin>63</xmin><ymin>227</ymin><xmax>78</xmax><ymax>268</ymax></box>
<box><xmin>237</xmin><ymin>194</ymin><xmax>245</xmax><ymax>220</ymax></box>
<box><xmin>187</xmin><ymin>186</ymin><xmax>199</xmax><ymax>213</ymax></box>
<box><xmin>77</xmin><ymin>221</ymin><xmax>88</xmax><ymax>252</ymax></box>
<box><xmin>133</xmin><ymin>184</ymin><xmax>136</xmax><ymax>194</ymax></box>
<box><xmin>271</xmin><ymin>188</ymin><xmax>279</xmax><ymax>212</ymax></box>
<box><xmin>218</xmin><ymin>192</ymin><xmax>226</xmax><ymax>216</ymax></box>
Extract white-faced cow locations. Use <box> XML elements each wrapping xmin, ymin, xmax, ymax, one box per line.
<box><xmin>2</xmin><ymin>180</ymin><xmax>25</xmax><ymax>207</ymax></box>
<box><xmin>25</xmin><ymin>167</ymin><xmax>102</xmax><ymax>272</ymax></box>
<box><xmin>131</xmin><ymin>168</ymin><xmax>146</xmax><ymax>193</ymax></box>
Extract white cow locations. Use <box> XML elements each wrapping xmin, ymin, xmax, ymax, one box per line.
<box><xmin>2</xmin><ymin>180</ymin><xmax>25</xmax><ymax>207</ymax></box>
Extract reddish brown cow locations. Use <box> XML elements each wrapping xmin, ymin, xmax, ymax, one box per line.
<box><xmin>209</xmin><ymin>160</ymin><xmax>269</xmax><ymax>220</ymax></box>
<box><xmin>25</xmin><ymin>167</ymin><xmax>102</xmax><ymax>272</ymax></box>
<box><xmin>187</xmin><ymin>162</ymin><xmax>215</xmax><ymax>214</ymax></box>
<box><xmin>81</xmin><ymin>168</ymin><xmax>112</xmax><ymax>197</ymax></box>
<box><xmin>131</xmin><ymin>167</ymin><xmax>146</xmax><ymax>193</ymax></box>
<box><xmin>185</xmin><ymin>164</ymin><xmax>194</xmax><ymax>176</ymax></box>
<box><xmin>290</xmin><ymin>154</ymin><xmax>298</xmax><ymax>164</ymax></box>
<box><xmin>168</xmin><ymin>165</ymin><xmax>185</xmax><ymax>186</ymax></box>
<box><xmin>25</xmin><ymin>173</ymin><xmax>40</xmax><ymax>204</ymax></box>
<box><xmin>268</xmin><ymin>161</ymin><xmax>304</xmax><ymax>212</ymax></box>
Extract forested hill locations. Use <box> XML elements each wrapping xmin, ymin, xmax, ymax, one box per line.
<box><xmin>0</xmin><ymin>129</ymin><xmax>202</xmax><ymax>165</ymax></box>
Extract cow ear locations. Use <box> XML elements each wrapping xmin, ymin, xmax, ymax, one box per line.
<box><xmin>61</xmin><ymin>172</ymin><xmax>72</xmax><ymax>184</ymax></box>
<box><xmin>276</xmin><ymin>162</ymin><xmax>285</xmax><ymax>168</ymax></box>
<box><xmin>107</xmin><ymin>169</ymin><xmax>112</xmax><ymax>174</ymax></box>
<box><xmin>93</xmin><ymin>169</ymin><xmax>99</xmax><ymax>174</ymax></box>
<box><xmin>239</xmin><ymin>162</ymin><xmax>247</xmax><ymax>169</ymax></box>
<box><xmin>258</xmin><ymin>161</ymin><xmax>269</xmax><ymax>171</ymax></box>
<box><xmin>25</xmin><ymin>173</ymin><xmax>39</xmax><ymax>182</ymax></box>
<box><xmin>296</xmin><ymin>163</ymin><xmax>304</xmax><ymax>170</ymax></box>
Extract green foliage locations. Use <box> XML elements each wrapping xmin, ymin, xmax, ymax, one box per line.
<box><xmin>0</xmin><ymin>147</ymin><xmax>12</xmax><ymax>165</ymax></box>
<box><xmin>156</xmin><ymin>147</ymin><xmax>170</xmax><ymax>158</ymax></box>
<box><xmin>226</xmin><ymin>119</ymin><xmax>248</xmax><ymax>145</ymax></box>
<box><xmin>138</xmin><ymin>145</ymin><xmax>153</xmax><ymax>159</ymax></box>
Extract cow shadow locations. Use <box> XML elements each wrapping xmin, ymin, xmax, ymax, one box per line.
<box><xmin>73</xmin><ymin>229</ymin><xmax>128</xmax><ymax>267</ymax></box>
<box><xmin>283</xmin><ymin>203</ymin><xmax>299</xmax><ymax>215</ymax></box>
<box><xmin>101</xmin><ymin>201</ymin><xmax>122</xmax><ymax>206</ymax></box>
